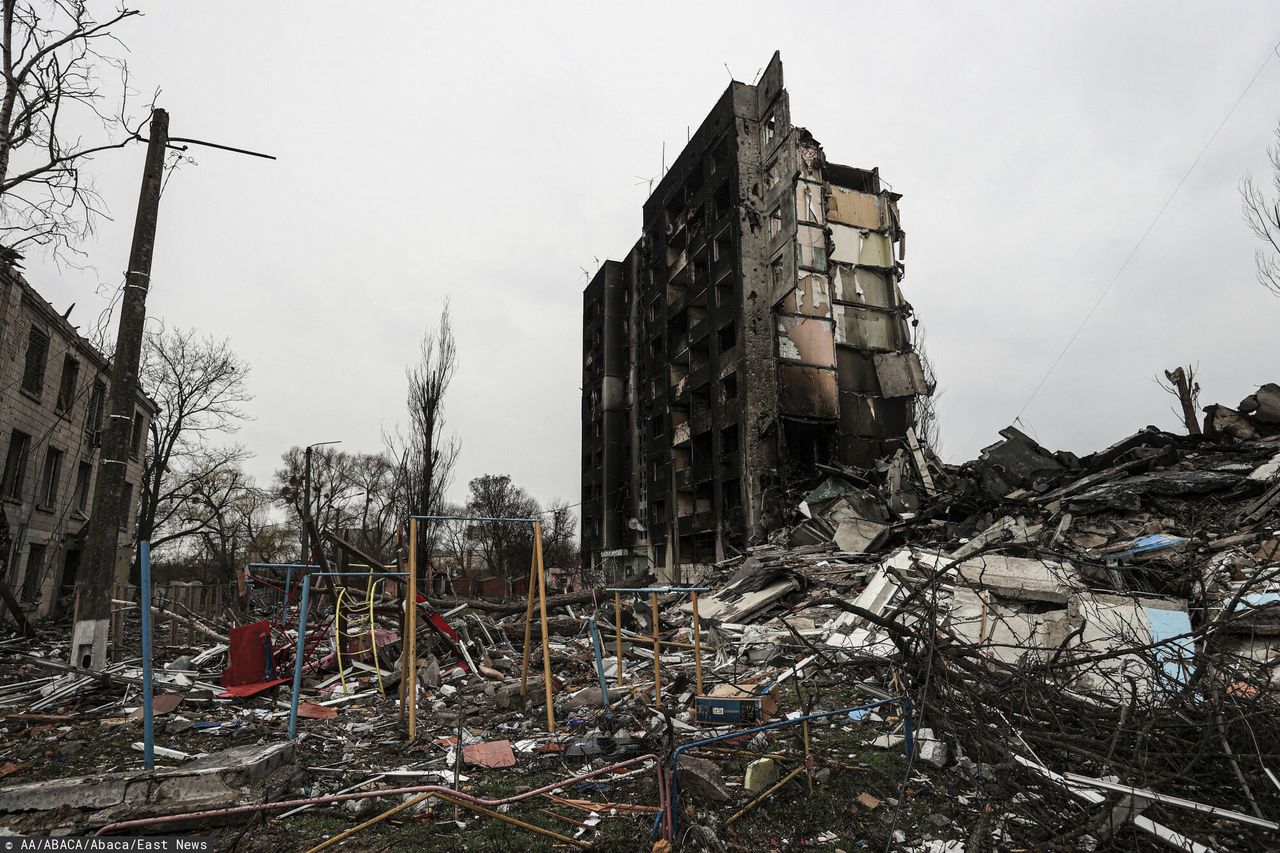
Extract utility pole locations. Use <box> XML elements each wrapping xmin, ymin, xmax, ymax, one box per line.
<box><xmin>72</xmin><ymin>108</ymin><xmax>168</xmax><ymax>670</ymax></box>
<box><xmin>302</xmin><ymin>440</ymin><xmax>341</xmax><ymax>567</ymax></box>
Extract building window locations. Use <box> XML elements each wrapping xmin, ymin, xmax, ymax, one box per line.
<box><xmin>85</xmin><ymin>380</ymin><xmax>106</xmax><ymax>437</ymax></box>
<box><xmin>721</xmin><ymin>372</ymin><xmax>738</xmax><ymax>403</ymax></box>
<box><xmin>21</xmin><ymin>325</ymin><xmax>50</xmax><ymax>397</ymax></box>
<box><xmin>73</xmin><ymin>461</ymin><xmax>92</xmax><ymax>516</ymax></box>
<box><xmin>119</xmin><ymin>482</ymin><xmax>133</xmax><ymax>530</ymax></box>
<box><xmin>55</xmin><ymin>356</ymin><xmax>80</xmax><ymax>413</ymax></box>
<box><xmin>768</xmin><ymin>206</ymin><xmax>782</xmax><ymax>238</ymax></box>
<box><xmin>720</xmin><ymin>425</ymin><xmax>740</xmax><ymax>454</ymax></box>
<box><xmin>2</xmin><ymin>430</ymin><xmax>32</xmax><ymax>501</ymax></box>
<box><xmin>130</xmin><ymin>410</ymin><xmax>146</xmax><ymax>459</ymax></box>
<box><xmin>717</xmin><ymin>322</ymin><xmax>737</xmax><ymax>353</ymax></box>
<box><xmin>38</xmin><ymin>447</ymin><xmax>63</xmax><ymax>508</ymax></box>
<box><xmin>21</xmin><ymin>543</ymin><xmax>46</xmax><ymax>603</ymax></box>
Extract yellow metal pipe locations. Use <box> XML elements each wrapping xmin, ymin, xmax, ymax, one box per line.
<box><xmin>407</xmin><ymin>518</ymin><xmax>418</xmax><ymax>741</ymax></box>
<box><xmin>726</xmin><ymin>765</ymin><xmax>806</xmax><ymax>826</ymax></box>
<box><xmin>614</xmin><ymin>591</ymin><xmax>623</xmax><ymax>688</ymax></box>
<box><xmin>305</xmin><ymin>790</ymin><xmax>431</xmax><ymax>852</ymax></box>
<box><xmin>691</xmin><ymin>590</ymin><xmax>703</xmax><ymax>697</ymax></box>
<box><xmin>802</xmin><ymin>720</ymin><xmax>813</xmax><ymax>795</ymax></box>
<box><xmin>436</xmin><ymin>792</ymin><xmax>587</xmax><ymax>849</ymax></box>
<box><xmin>397</xmin><ymin>524</ymin><xmax>407</xmax><ymax>722</ymax></box>
<box><xmin>304</xmin><ymin>790</ymin><xmax>589</xmax><ymax>853</ymax></box>
<box><xmin>520</xmin><ymin>545</ymin><xmax>537</xmax><ymax>701</ymax></box>
<box><xmin>650</xmin><ymin>591</ymin><xmax>661</xmax><ymax>704</ymax></box>
<box><xmin>534</xmin><ymin>520</ymin><xmax>555</xmax><ymax>732</ymax></box>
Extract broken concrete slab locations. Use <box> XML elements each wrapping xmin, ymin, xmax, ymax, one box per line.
<box><xmin>678</xmin><ymin>755</ymin><xmax>729</xmax><ymax>804</ymax></box>
<box><xmin>1239</xmin><ymin>383</ymin><xmax>1280</xmax><ymax>424</ymax></box>
<box><xmin>955</xmin><ymin>554</ymin><xmax>1077</xmax><ymax>604</ymax></box>
<box><xmin>0</xmin><ymin>742</ymin><xmax>293</xmax><ymax>816</ymax></box>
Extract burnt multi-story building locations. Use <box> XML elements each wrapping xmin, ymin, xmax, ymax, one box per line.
<box><xmin>582</xmin><ymin>53</ymin><xmax>929</xmax><ymax>582</ymax></box>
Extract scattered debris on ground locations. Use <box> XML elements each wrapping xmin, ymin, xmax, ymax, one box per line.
<box><xmin>2</xmin><ymin>383</ymin><xmax>1279</xmax><ymax>851</ymax></box>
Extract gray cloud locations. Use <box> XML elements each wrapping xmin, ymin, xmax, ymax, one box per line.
<box><xmin>23</xmin><ymin>0</ymin><xmax>1280</xmax><ymax>507</ymax></box>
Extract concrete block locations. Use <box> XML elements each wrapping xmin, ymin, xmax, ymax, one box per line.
<box><xmin>678</xmin><ymin>756</ymin><xmax>729</xmax><ymax>804</ymax></box>
<box><xmin>744</xmin><ymin>758</ymin><xmax>779</xmax><ymax>793</ymax></box>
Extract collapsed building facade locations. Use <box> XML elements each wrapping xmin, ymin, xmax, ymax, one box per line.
<box><xmin>582</xmin><ymin>53</ymin><xmax>930</xmax><ymax>581</ymax></box>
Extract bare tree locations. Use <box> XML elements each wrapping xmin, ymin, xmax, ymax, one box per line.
<box><xmin>1156</xmin><ymin>364</ymin><xmax>1202</xmax><ymax>435</ymax></box>
<box><xmin>347</xmin><ymin>451</ymin><xmax>398</xmax><ymax>561</ymax></box>
<box><xmin>1241</xmin><ymin>121</ymin><xmax>1280</xmax><ymax>297</ymax></box>
<box><xmin>465</xmin><ymin>474</ymin><xmax>538</xmax><ymax>580</ymax></box>
<box><xmin>274</xmin><ymin>446</ymin><xmax>401</xmax><ymax>564</ymax></box>
<box><xmin>0</xmin><ymin>1</ymin><xmax>147</xmax><ymax>255</ymax></box>
<box><xmin>136</xmin><ymin>328</ymin><xmax>251</xmax><ymax>567</ymax></box>
<box><xmin>911</xmin><ymin>321</ymin><xmax>942</xmax><ymax>456</ymax></box>
<box><xmin>541</xmin><ymin>497</ymin><xmax>579</xmax><ymax>571</ymax></box>
<box><xmin>387</xmin><ymin>304</ymin><xmax>460</xmax><ymax>565</ymax></box>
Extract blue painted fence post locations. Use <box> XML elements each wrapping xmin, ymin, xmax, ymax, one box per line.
<box><xmin>287</xmin><ymin>574</ymin><xmax>313</xmax><ymax>740</ymax></box>
<box><xmin>139</xmin><ymin>540</ymin><xmax>154</xmax><ymax>770</ymax></box>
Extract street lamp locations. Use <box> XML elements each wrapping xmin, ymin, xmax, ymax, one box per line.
<box><xmin>302</xmin><ymin>440</ymin><xmax>342</xmax><ymax>564</ymax></box>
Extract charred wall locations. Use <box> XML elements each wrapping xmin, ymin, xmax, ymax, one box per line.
<box><xmin>580</xmin><ymin>51</ymin><xmax>928</xmax><ymax>581</ymax></box>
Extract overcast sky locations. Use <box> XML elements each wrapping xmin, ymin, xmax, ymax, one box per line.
<box><xmin>23</xmin><ymin>2</ymin><xmax>1280</xmax><ymax>510</ymax></box>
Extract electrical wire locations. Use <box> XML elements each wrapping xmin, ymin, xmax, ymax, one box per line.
<box><xmin>1013</xmin><ymin>36</ymin><xmax>1280</xmax><ymax>425</ymax></box>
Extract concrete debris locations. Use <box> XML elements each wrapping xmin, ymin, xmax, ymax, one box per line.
<box><xmin>677</xmin><ymin>755</ymin><xmax>730</xmax><ymax>804</ymax></box>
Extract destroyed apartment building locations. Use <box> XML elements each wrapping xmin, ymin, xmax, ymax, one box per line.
<box><xmin>582</xmin><ymin>52</ymin><xmax>930</xmax><ymax>583</ymax></box>
<box><xmin>0</xmin><ymin>259</ymin><xmax>155</xmax><ymax>621</ymax></box>
<box><xmin>5</xmin><ymin>49</ymin><xmax>1280</xmax><ymax>853</ymax></box>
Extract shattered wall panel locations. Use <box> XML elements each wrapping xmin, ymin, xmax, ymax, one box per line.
<box><xmin>777</xmin><ymin>273</ymin><xmax>830</xmax><ymax>316</ymax></box>
<box><xmin>839</xmin><ymin>392</ymin><xmax>910</xmax><ymax>438</ymax></box>
<box><xmin>831</xmin><ymin>265</ymin><xmax>893</xmax><ymax>309</ymax></box>
<box><xmin>776</xmin><ymin>315</ymin><xmax>836</xmax><ymax>366</ymax></box>
<box><xmin>830</xmin><ymin>225</ymin><xmax>893</xmax><ymax>268</ymax></box>
<box><xmin>874</xmin><ymin>351</ymin><xmax>929</xmax><ymax>398</ymax></box>
<box><xmin>778</xmin><ymin>364</ymin><xmax>838</xmax><ymax>418</ymax></box>
<box><xmin>835</xmin><ymin>346</ymin><xmax>879</xmax><ymax>393</ymax></box>
<box><xmin>795</xmin><ymin>224</ymin><xmax>828</xmax><ymax>272</ymax></box>
<box><xmin>833</xmin><ymin>304</ymin><xmax>904</xmax><ymax>351</ymax></box>
<box><xmin>825</xmin><ymin>186</ymin><xmax>882</xmax><ymax>229</ymax></box>
<box><xmin>795</xmin><ymin>180</ymin><xmax>825</xmax><ymax>225</ymax></box>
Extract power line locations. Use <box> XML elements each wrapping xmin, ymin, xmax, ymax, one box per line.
<box><xmin>1013</xmin><ymin>37</ymin><xmax>1280</xmax><ymax>425</ymax></box>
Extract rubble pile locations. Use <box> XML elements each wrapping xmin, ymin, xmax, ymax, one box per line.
<box><xmin>0</xmin><ymin>385</ymin><xmax>1278</xmax><ymax>851</ymax></box>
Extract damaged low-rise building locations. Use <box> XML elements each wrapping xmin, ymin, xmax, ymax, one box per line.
<box><xmin>582</xmin><ymin>52</ymin><xmax>930</xmax><ymax>582</ymax></box>
<box><xmin>0</xmin><ymin>259</ymin><xmax>154</xmax><ymax>621</ymax></box>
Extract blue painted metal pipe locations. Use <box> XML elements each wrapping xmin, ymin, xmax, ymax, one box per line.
<box><xmin>588</xmin><ymin>618</ymin><xmax>612</xmax><ymax>721</ymax></box>
<box><xmin>409</xmin><ymin>514</ymin><xmax>537</xmax><ymax>524</ymax></box>
<box><xmin>139</xmin><ymin>540</ymin><xmax>154</xmax><ymax>770</ymax></box>
<box><xmin>655</xmin><ymin>696</ymin><xmax>913</xmax><ymax>839</ymax></box>
<box><xmin>287</xmin><ymin>574</ymin><xmax>313</xmax><ymax>740</ymax></box>
<box><xmin>247</xmin><ymin>563</ymin><xmax>321</xmax><ymax>570</ymax></box>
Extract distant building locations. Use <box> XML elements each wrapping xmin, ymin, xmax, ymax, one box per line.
<box><xmin>0</xmin><ymin>260</ymin><xmax>155</xmax><ymax>620</ymax></box>
<box><xmin>581</xmin><ymin>53</ymin><xmax>928</xmax><ymax>582</ymax></box>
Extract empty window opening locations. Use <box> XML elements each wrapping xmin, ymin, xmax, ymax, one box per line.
<box><xmin>22</xmin><ymin>326</ymin><xmax>49</xmax><ymax>396</ymax></box>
